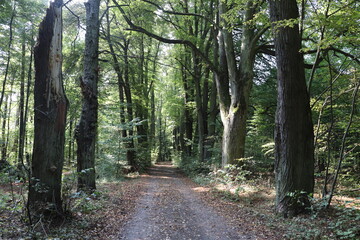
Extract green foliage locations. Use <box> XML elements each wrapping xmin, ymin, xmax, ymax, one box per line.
<box><xmin>97</xmin><ymin>153</ymin><xmax>126</xmax><ymax>180</ymax></box>
<box><xmin>61</xmin><ymin>169</ymin><xmax>106</xmax><ymax>214</ymax></box>
<box><xmin>179</xmin><ymin>158</ymin><xmax>211</xmax><ymax>177</ymax></box>
<box><xmin>211</xmin><ymin>188</ymin><xmax>242</xmax><ymax>202</ymax></box>
<box><xmin>246</xmin><ymin>70</ymin><xmax>276</xmax><ymax>173</ymax></box>
<box><xmin>283</xmin><ymin>205</ymin><xmax>360</xmax><ymax>240</ymax></box>
<box><xmin>31</xmin><ymin>177</ymin><xmax>50</xmax><ymax>194</ymax></box>
<box><xmin>327</xmin><ymin>207</ymin><xmax>360</xmax><ymax>239</ymax></box>
<box><xmin>0</xmin><ymin>1</ymin><xmax>359</xmax><ymax>238</ymax></box>
<box><xmin>209</xmin><ymin>164</ymin><xmax>251</xmax><ymax>185</ymax></box>
<box><xmin>71</xmin><ymin>191</ymin><xmax>104</xmax><ymax>214</ymax></box>
<box><xmin>285</xmin><ymin>190</ymin><xmax>312</xmax><ymax>213</ymax></box>
<box><xmin>0</xmin><ymin>175</ymin><xmax>26</xmax><ymax>218</ymax></box>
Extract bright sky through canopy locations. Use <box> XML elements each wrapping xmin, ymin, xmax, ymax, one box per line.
<box><xmin>48</xmin><ymin>0</ymin><xmax>86</xmax><ymax>4</ymax></box>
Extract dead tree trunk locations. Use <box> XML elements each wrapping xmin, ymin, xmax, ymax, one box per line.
<box><xmin>29</xmin><ymin>0</ymin><xmax>68</xmax><ymax>214</ymax></box>
<box><xmin>76</xmin><ymin>0</ymin><xmax>100</xmax><ymax>192</ymax></box>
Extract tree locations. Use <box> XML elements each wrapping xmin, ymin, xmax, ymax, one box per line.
<box><xmin>29</xmin><ymin>0</ymin><xmax>68</xmax><ymax>213</ymax></box>
<box><xmin>76</xmin><ymin>0</ymin><xmax>101</xmax><ymax>192</ymax></box>
<box><xmin>217</xmin><ymin>0</ymin><xmax>266</xmax><ymax>166</ymax></box>
<box><xmin>112</xmin><ymin>0</ymin><xmax>269</xmax><ymax>166</ymax></box>
<box><xmin>269</xmin><ymin>0</ymin><xmax>315</xmax><ymax>217</ymax></box>
<box><xmin>104</xmin><ymin>6</ymin><xmax>137</xmax><ymax>169</ymax></box>
<box><xmin>0</xmin><ymin>0</ymin><xmax>15</xmax><ymax>111</ymax></box>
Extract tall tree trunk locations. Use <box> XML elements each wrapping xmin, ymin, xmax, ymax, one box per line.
<box><xmin>18</xmin><ymin>30</ymin><xmax>26</xmax><ymax>171</ymax></box>
<box><xmin>3</xmin><ymin>77</ymin><xmax>15</xmax><ymax>166</ymax></box>
<box><xmin>0</xmin><ymin>2</ymin><xmax>15</xmax><ymax>110</ymax></box>
<box><xmin>122</xmin><ymin>41</ymin><xmax>137</xmax><ymax>169</ymax></box>
<box><xmin>181</xmin><ymin>52</ymin><xmax>194</xmax><ymax>157</ymax></box>
<box><xmin>29</xmin><ymin>0</ymin><xmax>68</xmax><ymax>213</ymax></box>
<box><xmin>217</xmin><ymin>1</ymin><xmax>257</xmax><ymax>166</ymax></box>
<box><xmin>157</xmin><ymin>99</ymin><xmax>163</xmax><ymax>162</ymax></box>
<box><xmin>1</xmin><ymin>96</ymin><xmax>9</xmax><ymax>165</ymax></box>
<box><xmin>106</xmin><ymin>28</ymin><xmax>136</xmax><ymax>169</ymax></box>
<box><xmin>150</xmin><ymin>78</ymin><xmax>156</xmax><ymax>147</ymax></box>
<box><xmin>68</xmin><ymin>119</ymin><xmax>73</xmax><ymax>166</ymax></box>
<box><xmin>136</xmin><ymin>36</ymin><xmax>152</xmax><ymax>167</ymax></box>
<box><xmin>104</xmin><ymin>8</ymin><xmax>127</xmax><ymax>158</ymax></box>
<box><xmin>76</xmin><ymin>0</ymin><xmax>100</xmax><ymax>192</ymax></box>
<box><xmin>192</xmin><ymin>51</ymin><xmax>206</xmax><ymax>162</ymax></box>
<box><xmin>24</xmin><ymin>37</ymin><xmax>34</xmax><ymax>158</ymax></box>
<box><xmin>270</xmin><ymin>0</ymin><xmax>315</xmax><ymax>217</ymax></box>
<box><xmin>149</xmin><ymin>43</ymin><xmax>160</xmax><ymax>150</ymax></box>
<box><xmin>204</xmin><ymin>74</ymin><xmax>218</xmax><ymax>161</ymax></box>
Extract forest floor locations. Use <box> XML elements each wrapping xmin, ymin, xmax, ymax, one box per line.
<box><xmin>0</xmin><ymin>162</ymin><xmax>359</xmax><ymax>239</ymax></box>
<box><xmin>117</xmin><ymin>162</ymin><xmax>279</xmax><ymax>240</ymax></box>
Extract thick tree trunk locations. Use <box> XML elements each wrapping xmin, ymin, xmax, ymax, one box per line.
<box><xmin>29</xmin><ymin>0</ymin><xmax>68</xmax><ymax>213</ymax></box>
<box><xmin>221</xmin><ymin>108</ymin><xmax>248</xmax><ymax>166</ymax></box>
<box><xmin>270</xmin><ymin>0</ymin><xmax>315</xmax><ymax>217</ymax></box>
<box><xmin>76</xmin><ymin>0</ymin><xmax>100</xmax><ymax>192</ymax></box>
<box><xmin>218</xmin><ymin>1</ymin><xmax>256</xmax><ymax>166</ymax></box>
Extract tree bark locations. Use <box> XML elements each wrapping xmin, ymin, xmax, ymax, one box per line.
<box><xmin>181</xmin><ymin>54</ymin><xmax>194</xmax><ymax>157</ymax></box>
<box><xmin>204</xmin><ymin>73</ymin><xmax>218</xmax><ymax>161</ymax></box>
<box><xmin>122</xmin><ymin>40</ymin><xmax>137</xmax><ymax>169</ymax></box>
<box><xmin>0</xmin><ymin>2</ymin><xmax>15</xmax><ymax>110</ymax></box>
<box><xmin>29</xmin><ymin>0</ymin><xmax>68</xmax><ymax>213</ymax></box>
<box><xmin>270</xmin><ymin>0</ymin><xmax>315</xmax><ymax>217</ymax></box>
<box><xmin>149</xmin><ymin>42</ymin><xmax>160</xmax><ymax>150</ymax></box>
<box><xmin>192</xmin><ymin>50</ymin><xmax>206</xmax><ymax>162</ymax></box>
<box><xmin>135</xmin><ymin>36</ymin><xmax>151</xmax><ymax>167</ymax></box>
<box><xmin>18</xmin><ymin>30</ymin><xmax>26</xmax><ymax>172</ymax></box>
<box><xmin>105</xmin><ymin>22</ymin><xmax>136</xmax><ymax>169</ymax></box>
<box><xmin>104</xmin><ymin>9</ymin><xmax>128</xmax><ymax>161</ymax></box>
<box><xmin>76</xmin><ymin>0</ymin><xmax>100</xmax><ymax>192</ymax></box>
<box><xmin>1</xmin><ymin>96</ymin><xmax>9</xmax><ymax>166</ymax></box>
<box><xmin>218</xmin><ymin>1</ymin><xmax>256</xmax><ymax>166</ymax></box>
<box><xmin>113</xmin><ymin>0</ymin><xmax>264</xmax><ymax>167</ymax></box>
<box><xmin>24</xmin><ymin>37</ymin><xmax>34</xmax><ymax>161</ymax></box>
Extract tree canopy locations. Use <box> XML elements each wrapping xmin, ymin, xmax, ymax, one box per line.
<box><xmin>0</xmin><ymin>0</ymin><xmax>359</xmax><ymax>237</ymax></box>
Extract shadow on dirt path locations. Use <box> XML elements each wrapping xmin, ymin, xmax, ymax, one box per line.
<box><xmin>119</xmin><ymin>162</ymin><xmax>253</xmax><ymax>240</ymax></box>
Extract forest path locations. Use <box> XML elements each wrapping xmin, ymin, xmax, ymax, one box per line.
<box><xmin>118</xmin><ymin>162</ymin><xmax>253</xmax><ymax>240</ymax></box>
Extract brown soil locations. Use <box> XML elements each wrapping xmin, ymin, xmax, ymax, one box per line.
<box><xmin>117</xmin><ymin>162</ymin><xmax>283</xmax><ymax>240</ymax></box>
<box><xmin>3</xmin><ymin>162</ymin><xmax>357</xmax><ymax>239</ymax></box>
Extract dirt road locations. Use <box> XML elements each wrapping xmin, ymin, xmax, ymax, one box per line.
<box><xmin>118</xmin><ymin>163</ymin><xmax>253</xmax><ymax>240</ymax></box>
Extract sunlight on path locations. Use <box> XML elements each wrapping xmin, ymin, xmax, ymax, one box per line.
<box><xmin>118</xmin><ymin>163</ymin><xmax>253</xmax><ymax>240</ymax></box>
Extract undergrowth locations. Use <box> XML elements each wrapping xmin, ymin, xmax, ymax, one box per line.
<box><xmin>178</xmin><ymin>160</ymin><xmax>360</xmax><ymax>240</ymax></box>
